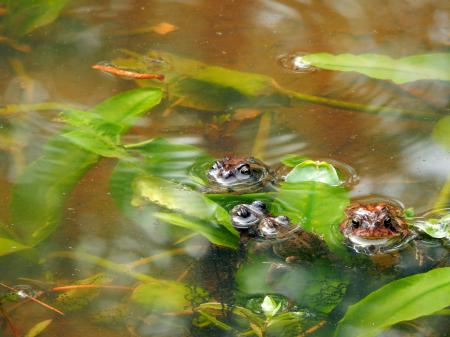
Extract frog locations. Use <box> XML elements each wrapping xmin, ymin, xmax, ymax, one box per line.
<box><xmin>206</xmin><ymin>157</ymin><xmax>275</xmax><ymax>193</ymax></box>
<box><xmin>231</xmin><ymin>201</ymin><xmax>334</xmax><ymax>264</ymax></box>
<box><xmin>339</xmin><ymin>201</ymin><xmax>414</xmax><ymax>256</ymax></box>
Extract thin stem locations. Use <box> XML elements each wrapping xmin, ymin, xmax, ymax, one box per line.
<box><xmin>275</xmin><ymin>82</ymin><xmax>439</xmax><ymax>121</ymax></box>
<box><xmin>0</xmin><ymin>305</ymin><xmax>20</xmax><ymax>337</ymax></box>
<box><xmin>52</xmin><ymin>284</ymin><xmax>133</xmax><ymax>292</ymax></box>
<box><xmin>0</xmin><ymin>103</ymin><xmax>78</xmax><ymax>116</ymax></box>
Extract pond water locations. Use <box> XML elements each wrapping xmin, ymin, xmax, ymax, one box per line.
<box><xmin>0</xmin><ymin>1</ymin><xmax>449</xmax><ymax>336</ymax></box>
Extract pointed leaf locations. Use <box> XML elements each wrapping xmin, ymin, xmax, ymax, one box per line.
<box><xmin>24</xmin><ymin>319</ymin><xmax>53</xmax><ymax>337</ymax></box>
<box><xmin>302</xmin><ymin>53</ymin><xmax>450</xmax><ymax>84</ymax></box>
<box><xmin>0</xmin><ymin>236</ymin><xmax>30</xmax><ymax>256</ymax></box>
<box><xmin>285</xmin><ymin>160</ymin><xmax>341</xmax><ymax>186</ymax></box>
<box><xmin>335</xmin><ymin>267</ymin><xmax>450</xmax><ymax>337</ymax></box>
<box><xmin>11</xmin><ymin>88</ymin><xmax>162</xmax><ymax>245</ymax></box>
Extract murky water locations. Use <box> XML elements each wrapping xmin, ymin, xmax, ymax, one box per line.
<box><xmin>0</xmin><ymin>1</ymin><xmax>449</xmax><ymax>336</ymax></box>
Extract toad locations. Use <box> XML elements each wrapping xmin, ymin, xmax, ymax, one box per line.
<box><xmin>207</xmin><ymin>157</ymin><xmax>275</xmax><ymax>193</ymax></box>
<box><xmin>231</xmin><ymin>201</ymin><xmax>334</xmax><ymax>263</ymax></box>
<box><xmin>339</xmin><ymin>201</ymin><xmax>414</xmax><ymax>256</ymax></box>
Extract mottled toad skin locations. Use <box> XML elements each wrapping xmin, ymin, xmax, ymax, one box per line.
<box><xmin>231</xmin><ymin>201</ymin><xmax>333</xmax><ymax>263</ymax></box>
<box><xmin>340</xmin><ymin>202</ymin><xmax>413</xmax><ymax>255</ymax></box>
<box><xmin>207</xmin><ymin>157</ymin><xmax>274</xmax><ymax>193</ymax></box>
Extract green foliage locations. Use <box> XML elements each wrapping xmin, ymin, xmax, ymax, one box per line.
<box><xmin>11</xmin><ymin>88</ymin><xmax>162</xmax><ymax>245</ymax></box>
<box><xmin>236</xmin><ymin>259</ymin><xmax>348</xmax><ymax>314</ymax></box>
<box><xmin>23</xmin><ymin>319</ymin><xmax>53</xmax><ymax>337</ymax></box>
<box><xmin>335</xmin><ymin>267</ymin><xmax>450</xmax><ymax>337</ymax></box>
<box><xmin>4</xmin><ymin>0</ymin><xmax>70</xmax><ymax>36</ymax></box>
<box><xmin>432</xmin><ymin>115</ymin><xmax>450</xmax><ymax>151</ymax></box>
<box><xmin>132</xmin><ymin>176</ymin><xmax>239</xmax><ymax>248</ymax></box>
<box><xmin>0</xmin><ymin>236</ymin><xmax>30</xmax><ymax>256</ymax></box>
<box><xmin>285</xmin><ymin>160</ymin><xmax>341</xmax><ymax>186</ymax></box>
<box><xmin>131</xmin><ymin>281</ymin><xmax>191</xmax><ymax>313</ymax></box>
<box><xmin>412</xmin><ymin>215</ymin><xmax>450</xmax><ymax>240</ymax></box>
<box><xmin>274</xmin><ymin>181</ymin><xmax>349</xmax><ymax>255</ymax></box>
<box><xmin>280</xmin><ymin>154</ymin><xmax>308</xmax><ymax>167</ymax></box>
<box><xmin>302</xmin><ymin>53</ymin><xmax>450</xmax><ymax>84</ymax></box>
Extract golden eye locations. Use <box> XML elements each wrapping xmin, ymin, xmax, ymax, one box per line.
<box><xmin>239</xmin><ymin>164</ymin><xmax>250</xmax><ymax>175</ymax></box>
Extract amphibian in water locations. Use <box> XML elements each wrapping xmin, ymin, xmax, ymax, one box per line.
<box><xmin>339</xmin><ymin>201</ymin><xmax>413</xmax><ymax>255</ymax></box>
<box><xmin>231</xmin><ymin>201</ymin><xmax>334</xmax><ymax>263</ymax></box>
<box><xmin>207</xmin><ymin>157</ymin><xmax>274</xmax><ymax>193</ymax></box>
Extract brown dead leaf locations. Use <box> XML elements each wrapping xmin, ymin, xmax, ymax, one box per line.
<box><xmin>151</xmin><ymin>22</ymin><xmax>178</xmax><ymax>35</ymax></box>
<box><xmin>232</xmin><ymin>108</ymin><xmax>262</xmax><ymax>121</ymax></box>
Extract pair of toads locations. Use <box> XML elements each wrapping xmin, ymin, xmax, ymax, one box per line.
<box><xmin>206</xmin><ymin>156</ymin><xmax>439</xmax><ymax>263</ymax></box>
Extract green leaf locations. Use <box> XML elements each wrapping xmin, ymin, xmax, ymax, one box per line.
<box><xmin>412</xmin><ymin>215</ymin><xmax>450</xmax><ymax>240</ymax></box>
<box><xmin>0</xmin><ymin>236</ymin><xmax>30</xmax><ymax>256</ymax></box>
<box><xmin>5</xmin><ymin>0</ymin><xmax>69</xmax><ymax>36</ymax></box>
<box><xmin>432</xmin><ymin>115</ymin><xmax>450</xmax><ymax>150</ymax></box>
<box><xmin>11</xmin><ymin>88</ymin><xmax>162</xmax><ymax>245</ymax></box>
<box><xmin>273</xmin><ymin>182</ymin><xmax>349</xmax><ymax>255</ymax></box>
<box><xmin>24</xmin><ymin>319</ymin><xmax>53</xmax><ymax>337</ymax></box>
<box><xmin>109</xmin><ymin>137</ymin><xmax>213</xmax><ymax>219</ymax></box>
<box><xmin>133</xmin><ymin>176</ymin><xmax>238</xmax><ymax>237</ymax></box>
<box><xmin>302</xmin><ymin>53</ymin><xmax>450</xmax><ymax>84</ymax></box>
<box><xmin>59</xmin><ymin>109</ymin><xmax>128</xmax><ymax>158</ymax></box>
<box><xmin>280</xmin><ymin>154</ymin><xmax>308</xmax><ymax>167</ymax></box>
<box><xmin>335</xmin><ymin>267</ymin><xmax>450</xmax><ymax>337</ymax></box>
<box><xmin>285</xmin><ymin>160</ymin><xmax>341</xmax><ymax>186</ymax></box>
<box><xmin>155</xmin><ymin>212</ymin><xmax>238</xmax><ymax>249</ymax></box>
<box><xmin>261</xmin><ymin>296</ymin><xmax>282</xmax><ymax>318</ymax></box>
<box><xmin>131</xmin><ymin>281</ymin><xmax>191</xmax><ymax>313</ymax></box>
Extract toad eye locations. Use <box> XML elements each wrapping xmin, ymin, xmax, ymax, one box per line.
<box><xmin>239</xmin><ymin>164</ymin><xmax>250</xmax><ymax>175</ymax></box>
<box><xmin>275</xmin><ymin>215</ymin><xmax>290</xmax><ymax>226</ymax></box>
<box><xmin>236</xmin><ymin>206</ymin><xmax>250</xmax><ymax>218</ymax></box>
<box><xmin>251</xmin><ymin>200</ymin><xmax>267</xmax><ymax>213</ymax></box>
<box><xmin>383</xmin><ymin>217</ymin><xmax>392</xmax><ymax>227</ymax></box>
<box><xmin>351</xmin><ymin>219</ymin><xmax>360</xmax><ymax>228</ymax></box>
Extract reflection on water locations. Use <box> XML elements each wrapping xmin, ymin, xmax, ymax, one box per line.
<box><xmin>0</xmin><ymin>0</ymin><xmax>449</xmax><ymax>336</ymax></box>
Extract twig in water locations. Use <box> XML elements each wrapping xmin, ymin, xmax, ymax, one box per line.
<box><xmin>92</xmin><ymin>64</ymin><xmax>164</xmax><ymax>81</ymax></box>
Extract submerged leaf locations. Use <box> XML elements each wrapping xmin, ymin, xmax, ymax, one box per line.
<box><xmin>285</xmin><ymin>160</ymin><xmax>341</xmax><ymax>186</ymax></box>
<box><xmin>0</xmin><ymin>236</ymin><xmax>30</xmax><ymax>256</ymax></box>
<box><xmin>335</xmin><ymin>267</ymin><xmax>450</xmax><ymax>337</ymax></box>
<box><xmin>5</xmin><ymin>0</ymin><xmax>69</xmax><ymax>36</ymax></box>
<box><xmin>274</xmin><ymin>182</ymin><xmax>349</xmax><ymax>254</ymax></box>
<box><xmin>155</xmin><ymin>212</ymin><xmax>238</xmax><ymax>249</ymax></box>
<box><xmin>432</xmin><ymin>115</ymin><xmax>450</xmax><ymax>150</ymax></box>
<box><xmin>302</xmin><ymin>53</ymin><xmax>450</xmax><ymax>84</ymax></box>
<box><xmin>11</xmin><ymin>88</ymin><xmax>162</xmax><ymax>245</ymax></box>
<box><xmin>24</xmin><ymin>319</ymin><xmax>53</xmax><ymax>337</ymax></box>
<box><xmin>131</xmin><ymin>281</ymin><xmax>192</xmax><ymax>313</ymax></box>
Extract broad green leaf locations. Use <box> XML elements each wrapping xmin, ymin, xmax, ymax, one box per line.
<box><xmin>5</xmin><ymin>0</ymin><xmax>69</xmax><ymax>36</ymax></box>
<box><xmin>285</xmin><ymin>160</ymin><xmax>341</xmax><ymax>186</ymax></box>
<box><xmin>432</xmin><ymin>115</ymin><xmax>450</xmax><ymax>150</ymax></box>
<box><xmin>155</xmin><ymin>212</ymin><xmax>238</xmax><ymax>249</ymax></box>
<box><xmin>59</xmin><ymin>109</ymin><xmax>127</xmax><ymax>157</ymax></box>
<box><xmin>115</xmin><ymin>50</ymin><xmax>437</xmax><ymax>120</ymax></box>
<box><xmin>131</xmin><ymin>281</ymin><xmax>191</xmax><ymax>313</ymax></box>
<box><xmin>0</xmin><ymin>236</ymin><xmax>30</xmax><ymax>256</ymax></box>
<box><xmin>302</xmin><ymin>53</ymin><xmax>450</xmax><ymax>84</ymax></box>
<box><xmin>261</xmin><ymin>296</ymin><xmax>282</xmax><ymax>318</ymax></box>
<box><xmin>273</xmin><ymin>182</ymin><xmax>349</xmax><ymax>255</ymax></box>
<box><xmin>133</xmin><ymin>175</ymin><xmax>238</xmax><ymax>236</ymax></box>
<box><xmin>109</xmin><ymin>137</ymin><xmax>213</xmax><ymax>219</ymax></box>
<box><xmin>24</xmin><ymin>319</ymin><xmax>53</xmax><ymax>337</ymax></box>
<box><xmin>336</xmin><ymin>268</ymin><xmax>450</xmax><ymax>337</ymax></box>
<box><xmin>11</xmin><ymin>88</ymin><xmax>162</xmax><ymax>245</ymax></box>
<box><xmin>412</xmin><ymin>215</ymin><xmax>450</xmax><ymax>240</ymax></box>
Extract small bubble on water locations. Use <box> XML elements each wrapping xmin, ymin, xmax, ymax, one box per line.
<box><xmin>278</xmin><ymin>52</ymin><xmax>316</xmax><ymax>73</ymax></box>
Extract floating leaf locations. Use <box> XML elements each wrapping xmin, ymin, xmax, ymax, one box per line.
<box><xmin>11</xmin><ymin>88</ymin><xmax>162</xmax><ymax>245</ymax></box>
<box><xmin>133</xmin><ymin>176</ymin><xmax>238</xmax><ymax>236</ymax></box>
<box><xmin>285</xmin><ymin>160</ymin><xmax>341</xmax><ymax>186</ymax></box>
<box><xmin>24</xmin><ymin>319</ymin><xmax>53</xmax><ymax>337</ymax></box>
<box><xmin>432</xmin><ymin>115</ymin><xmax>450</xmax><ymax>150</ymax></box>
<box><xmin>412</xmin><ymin>215</ymin><xmax>450</xmax><ymax>240</ymax></box>
<box><xmin>0</xmin><ymin>236</ymin><xmax>30</xmax><ymax>256</ymax></box>
<box><xmin>335</xmin><ymin>267</ymin><xmax>450</xmax><ymax>337</ymax></box>
<box><xmin>261</xmin><ymin>296</ymin><xmax>282</xmax><ymax>318</ymax></box>
<box><xmin>302</xmin><ymin>53</ymin><xmax>450</xmax><ymax>84</ymax></box>
<box><xmin>5</xmin><ymin>0</ymin><xmax>69</xmax><ymax>36</ymax></box>
<box><xmin>273</xmin><ymin>182</ymin><xmax>349</xmax><ymax>255</ymax></box>
<box><xmin>131</xmin><ymin>281</ymin><xmax>192</xmax><ymax>313</ymax></box>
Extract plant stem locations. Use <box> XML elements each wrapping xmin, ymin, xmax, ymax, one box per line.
<box><xmin>0</xmin><ymin>103</ymin><xmax>78</xmax><ymax>116</ymax></box>
<box><xmin>433</xmin><ymin>172</ymin><xmax>450</xmax><ymax>209</ymax></box>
